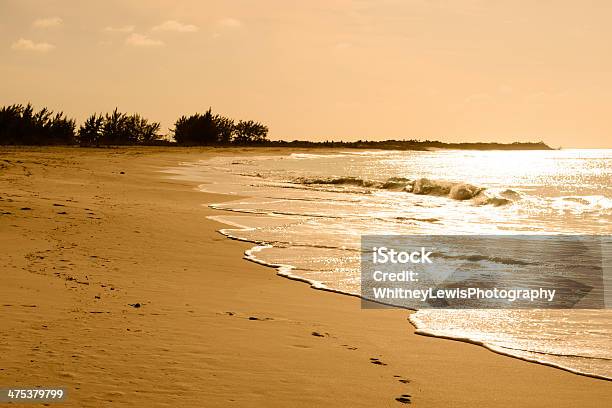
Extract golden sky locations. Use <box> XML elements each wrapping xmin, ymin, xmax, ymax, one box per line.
<box><xmin>1</xmin><ymin>0</ymin><xmax>611</xmax><ymax>148</ymax></box>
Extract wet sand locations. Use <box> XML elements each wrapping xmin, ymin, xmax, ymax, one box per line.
<box><xmin>1</xmin><ymin>146</ymin><xmax>610</xmax><ymax>407</ymax></box>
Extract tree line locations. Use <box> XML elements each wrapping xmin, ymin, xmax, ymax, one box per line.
<box><xmin>0</xmin><ymin>103</ymin><xmax>553</xmax><ymax>150</ymax></box>
<box><xmin>0</xmin><ymin>103</ymin><xmax>269</xmax><ymax>146</ymax></box>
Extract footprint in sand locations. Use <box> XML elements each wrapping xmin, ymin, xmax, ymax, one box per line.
<box><xmin>369</xmin><ymin>357</ymin><xmax>387</xmax><ymax>366</ymax></box>
<box><xmin>248</xmin><ymin>316</ymin><xmax>272</xmax><ymax>321</ymax></box>
<box><xmin>222</xmin><ymin>311</ymin><xmax>273</xmax><ymax>321</ymax></box>
<box><xmin>395</xmin><ymin>394</ymin><xmax>411</xmax><ymax>404</ymax></box>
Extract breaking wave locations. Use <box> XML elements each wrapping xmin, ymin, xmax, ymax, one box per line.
<box><xmin>292</xmin><ymin>176</ymin><xmax>519</xmax><ymax>205</ymax></box>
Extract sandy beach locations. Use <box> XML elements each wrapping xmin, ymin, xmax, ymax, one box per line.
<box><xmin>1</xmin><ymin>147</ymin><xmax>610</xmax><ymax>407</ymax></box>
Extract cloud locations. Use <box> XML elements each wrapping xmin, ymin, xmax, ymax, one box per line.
<box><xmin>104</xmin><ymin>25</ymin><xmax>135</xmax><ymax>33</ymax></box>
<box><xmin>33</xmin><ymin>17</ymin><xmax>63</xmax><ymax>28</ymax></box>
<box><xmin>152</xmin><ymin>20</ymin><xmax>198</xmax><ymax>32</ymax></box>
<box><xmin>125</xmin><ymin>33</ymin><xmax>164</xmax><ymax>47</ymax></box>
<box><xmin>218</xmin><ymin>18</ymin><xmax>242</xmax><ymax>28</ymax></box>
<box><xmin>11</xmin><ymin>38</ymin><xmax>55</xmax><ymax>52</ymax></box>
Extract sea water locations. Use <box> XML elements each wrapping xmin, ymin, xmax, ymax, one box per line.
<box><xmin>168</xmin><ymin>149</ymin><xmax>611</xmax><ymax>379</ymax></box>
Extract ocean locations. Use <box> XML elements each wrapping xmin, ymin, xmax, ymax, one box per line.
<box><xmin>168</xmin><ymin>149</ymin><xmax>611</xmax><ymax>380</ymax></box>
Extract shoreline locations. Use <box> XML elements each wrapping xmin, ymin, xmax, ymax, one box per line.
<box><xmin>175</xmin><ymin>153</ymin><xmax>612</xmax><ymax>383</ymax></box>
<box><xmin>1</xmin><ymin>147</ymin><xmax>610</xmax><ymax>407</ymax></box>
<box><xmin>204</xmin><ymin>190</ymin><xmax>612</xmax><ymax>383</ymax></box>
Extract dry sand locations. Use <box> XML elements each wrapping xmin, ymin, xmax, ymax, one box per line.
<box><xmin>1</xmin><ymin>147</ymin><xmax>610</xmax><ymax>407</ymax></box>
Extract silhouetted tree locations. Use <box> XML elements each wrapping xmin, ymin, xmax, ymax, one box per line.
<box><xmin>96</xmin><ymin>108</ymin><xmax>161</xmax><ymax>146</ymax></box>
<box><xmin>173</xmin><ymin>108</ymin><xmax>222</xmax><ymax>145</ymax></box>
<box><xmin>99</xmin><ymin>109</ymin><xmax>124</xmax><ymax>145</ymax></box>
<box><xmin>233</xmin><ymin>120</ymin><xmax>268</xmax><ymax>145</ymax></box>
<box><xmin>77</xmin><ymin>114</ymin><xmax>104</xmax><ymax>147</ymax></box>
<box><xmin>214</xmin><ymin>115</ymin><xmax>235</xmax><ymax>145</ymax></box>
<box><xmin>172</xmin><ymin>109</ymin><xmax>269</xmax><ymax>145</ymax></box>
<box><xmin>0</xmin><ymin>103</ymin><xmax>75</xmax><ymax>145</ymax></box>
<box><xmin>134</xmin><ymin>114</ymin><xmax>162</xmax><ymax>144</ymax></box>
<box><xmin>125</xmin><ymin>113</ymin><xmax>161</xmax><ymax>144</ymax></box>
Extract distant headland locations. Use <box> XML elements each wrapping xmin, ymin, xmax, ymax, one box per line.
<box><xmin>258</xmin><ymin>140</ymin><xmax>552</xmax><ymax>151</ymax></box>
<box><xmin>0</xmin><ymin>103</ymin><xmax>552</xmax><ymax>150</ymax></box>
